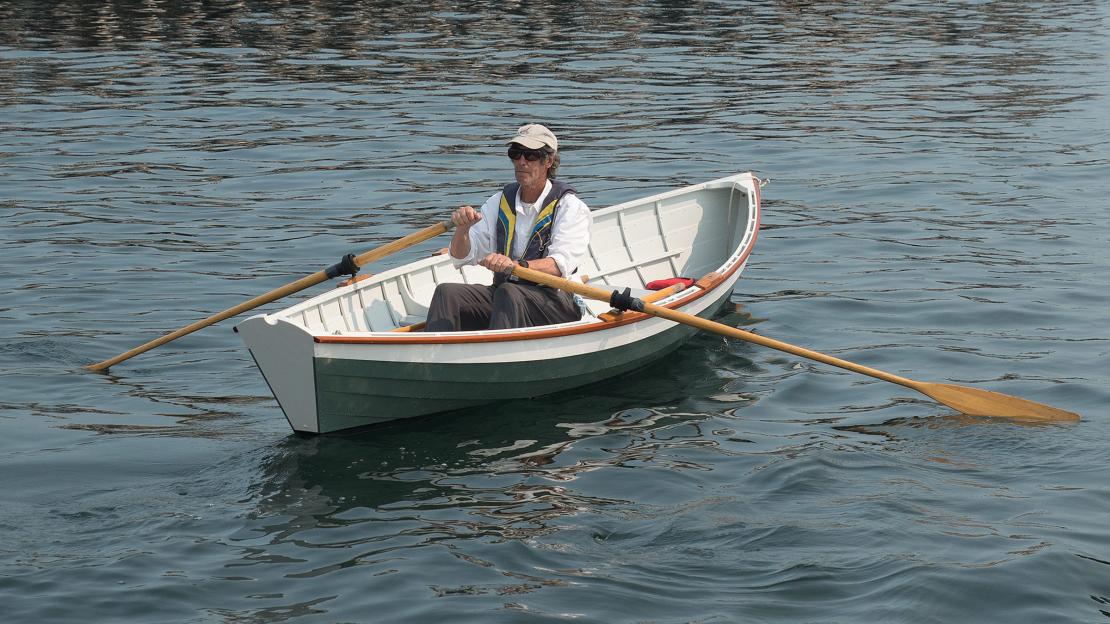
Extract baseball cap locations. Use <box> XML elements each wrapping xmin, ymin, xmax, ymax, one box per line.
<box><xmin>508</xmin><ymin>124</ymin><xmax>558</xmax><ymax>151</ymax></box>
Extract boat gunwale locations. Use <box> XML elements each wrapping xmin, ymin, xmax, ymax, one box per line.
<box><xmin>313</xmin><ymin>174</ymin><xmax>761</xmax><ymax>346</ymax></box>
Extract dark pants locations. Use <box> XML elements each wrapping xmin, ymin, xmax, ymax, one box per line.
<box><xmin>425</xmin><ymin>282</ymin><xmax>582</xmax><ymax>332</ymax></box>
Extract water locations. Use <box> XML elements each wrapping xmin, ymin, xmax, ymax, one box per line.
<box><xmin>2</xmin><ymin>1</ymin><xmax>1109</xmax><ymax>621</ymax></box>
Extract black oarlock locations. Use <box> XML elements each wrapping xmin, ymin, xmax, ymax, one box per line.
<box><xmin>324</xmin><ymin>253</ymin><xmax>360</xmax><ymax>279</ymax></box>
<box><xmin>608</xmin><ymin>287</ymin><xmax>645</xmax><ymax>312</ymax></box>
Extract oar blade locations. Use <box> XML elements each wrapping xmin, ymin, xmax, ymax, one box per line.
<box><xmin>918</xmin><ymin>382</ymin><xmax>1079</xmax><ymax>423</ymax></box>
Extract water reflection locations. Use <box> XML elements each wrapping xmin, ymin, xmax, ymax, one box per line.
<box><xmin>240</xmin><ymin>401</ymin><xmax>688</xmax><ymax>592</ymax></box>
<box><xmin>252</xmin><ymin>398</ymin><xmax>705</xmax><ymax>524</ymax></box>
<box><xmin>4</xmin><ymin>0</ymin><xmax>1100</xmax><ymax>134</ymax></box>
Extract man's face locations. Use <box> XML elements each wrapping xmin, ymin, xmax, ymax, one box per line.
<box><xmin>508</xmin><ymin>144</ymin><xmax>552</xmax><ymax>188</ymax></box>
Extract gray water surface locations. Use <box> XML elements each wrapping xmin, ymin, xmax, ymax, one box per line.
<box><xmin>2</xmin><ymin>2</ymin><xmax>1109</xmax><ymax>622</ymax></box>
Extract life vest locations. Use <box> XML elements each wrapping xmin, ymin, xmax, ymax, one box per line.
<box><xmin>494</xmin><ymin>180</ymin><xmax>577</xmax><ymax>285</ymax></box>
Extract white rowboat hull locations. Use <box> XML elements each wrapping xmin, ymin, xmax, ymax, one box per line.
<box><xmin>237</xmin><ymin>173</ymin><xmax>762</xmax><ymax>434</ymax></box>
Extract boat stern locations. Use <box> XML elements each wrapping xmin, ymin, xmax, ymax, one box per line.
<box><xmin>236</xmin><ymin>315</ymin><xmax>320</xmax><ymax>434</ymax></box>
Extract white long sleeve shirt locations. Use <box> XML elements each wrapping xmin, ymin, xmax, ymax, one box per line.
<box><xmin>451</xmin><ymin>180</ymin><xmax>592</xmax><ymax>278</ymax></box>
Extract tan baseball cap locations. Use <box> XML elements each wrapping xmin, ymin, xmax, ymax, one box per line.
<box><xmin>508</xmin><ymin>123</ymin><xmax>558</xmax><ymax>151</ymax></box>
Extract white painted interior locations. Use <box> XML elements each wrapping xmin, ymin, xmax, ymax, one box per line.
<box><xmin>252</xmin><ymin>172</ymin><xmax>759</xmax><ymax>336</ymax></box>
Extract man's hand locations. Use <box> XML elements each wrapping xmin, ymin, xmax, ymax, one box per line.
<box><xmin>451</xmin><ymin>205</ymin><xmax>482</xmax><ymax>230</ymax></box>
<box><xmin>479</xmin><ymin>253</ymin><xmax>516</xmax><ymax>274</ymax></box>
<box><xmin>448</xmin><ymin>206</ymin><xmax>481</xmax><ymax>260</ymax></box>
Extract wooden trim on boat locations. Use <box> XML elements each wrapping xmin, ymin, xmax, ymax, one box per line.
<box><xmin>695</xmin><ymin>272</ymin><xmax>724</xmax><ymax>291</ymax></box>
<box><xmin>390</xmin><ymin>321</ymin><xmax>426</xmax><ymax>332</ymax></box>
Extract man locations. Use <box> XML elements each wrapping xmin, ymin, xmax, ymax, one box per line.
<box><xmin>424</xmin><ymin>124</ymin><xmax>592</xmax><ymax>332</ymax></box>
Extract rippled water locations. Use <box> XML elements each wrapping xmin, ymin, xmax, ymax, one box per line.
<box><xmin>2</xmin><ymin>1</ymin><xmax>1109</xmax><ymax>622</ymax></box>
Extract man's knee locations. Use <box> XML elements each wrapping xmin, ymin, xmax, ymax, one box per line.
<box><xmin>433</xmin><ymin>282</ymin><xmax>468</xmax><ymax>297</ymax></box>
<box><xmin>492</xmin><ymin>283</ymin><xmax>528</xmax><ymax>305</ymax></box>
<box><xmin>430</xmin><ymin>282</ymin><xmax>468</xmax><ymax>305</ymax></box>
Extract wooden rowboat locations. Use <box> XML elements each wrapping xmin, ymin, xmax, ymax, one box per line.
<box><xmin>236</xmin><ymin>172</ymin><xmax>762</xmax><ymax>434</ymax></box>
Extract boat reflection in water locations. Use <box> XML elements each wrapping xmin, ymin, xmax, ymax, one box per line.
<box><xmin>246</xmin><ymin>362</ymin><xmax>737</xmax><ymax>556</ymax></box>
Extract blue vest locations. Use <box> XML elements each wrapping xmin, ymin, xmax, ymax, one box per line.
<box><xmin>494</xmin><ymin>180</ymin><xmax>577</xmax><ymax>284</ymax></box>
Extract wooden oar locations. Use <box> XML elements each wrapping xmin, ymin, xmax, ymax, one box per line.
<box><xmin>87</xmin><ymin>220</ymin><xmax>455</xmax><ymax>372</ymax></box>
<box><xmin>511</xmin><ymin>265</ymin><xmax>1079</xmax><ymax>423</ymax></box>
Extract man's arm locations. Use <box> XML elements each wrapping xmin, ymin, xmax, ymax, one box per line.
<box><xmin>449</xmin><ymin>205</ymin><xmax>482</xmax><ymax>260</ymax></box>
<box><xmin>448</xmin><ymin>193</ymin><xmax>499</xmax><ymax>267</ymax></box>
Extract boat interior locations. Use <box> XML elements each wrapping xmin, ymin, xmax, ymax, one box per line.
<box><xmin>271</xmin><ymin>178</ymin><xmax>757</xmax><ymax>336</ymax></box>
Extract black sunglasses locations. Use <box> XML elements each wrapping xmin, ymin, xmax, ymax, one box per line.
<box><xmin>507</xmin><ymin>145</ymin><xmax>548</xmax><ymax>161</ymax></box>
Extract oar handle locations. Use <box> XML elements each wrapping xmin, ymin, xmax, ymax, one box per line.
<box><xmin>87</xmin><ymin>219</ymin><xmax>455</xmax><ymax>372</ymax></box>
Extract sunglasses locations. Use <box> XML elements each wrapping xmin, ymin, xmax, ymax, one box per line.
<box><xmin>507</xmin><ymin>145</ymin><xmax>548</xmax><ymax>161</ymax></box>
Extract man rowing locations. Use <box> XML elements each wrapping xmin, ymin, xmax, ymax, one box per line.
<box><xmin>424</xmin><ymin>124</ymin><xmax>593</xmax><ymax>331</ymax></box>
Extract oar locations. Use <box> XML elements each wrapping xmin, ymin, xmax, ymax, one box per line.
<box><xmin>87</xmin><ymin>219</ymin><xmax>455</xmax><ymax>372</ymax></box>
<box><xmin>511</xmin><ymin>265</ymin><xmax>1079</xmax><ymax>423</ymax></box>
